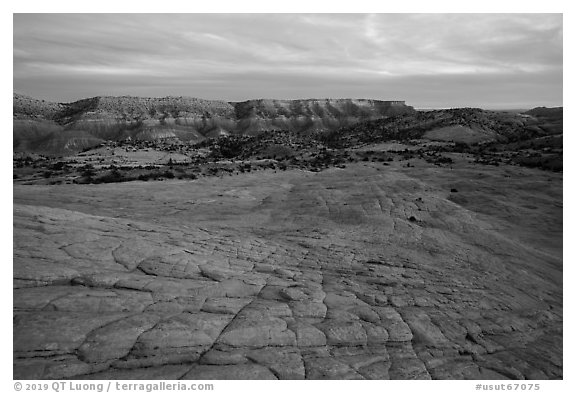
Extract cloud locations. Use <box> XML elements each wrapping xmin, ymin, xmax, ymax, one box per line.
<box><xmin>13</xmin><ymin>13</ymin><xmax>562</xmax><ymax>108</ymax></box>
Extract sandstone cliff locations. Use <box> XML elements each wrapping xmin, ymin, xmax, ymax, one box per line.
<box><xmin>13</xmin><ymin>94</ymin><xmax>415</xmax><ymax>155</ymax></box>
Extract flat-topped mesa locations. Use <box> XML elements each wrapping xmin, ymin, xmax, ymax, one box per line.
<box><xmin>60</xmin><ymin>96</ymin><xmax>236</xmax><ymax>121</ymax></box>
<box><xmin>232</xmin><ymin>98</ymin><xmax>414</xmax><ymax>135</ymax></box>
<box><xmin>235</xmin><ymin>98</ymin><xmax>411</xmax><ymax>119</ymax></box>
<box><xmin>13</xmin><ymin>94</ymin><xmax>415</xmax><ymax>154</ymax></box>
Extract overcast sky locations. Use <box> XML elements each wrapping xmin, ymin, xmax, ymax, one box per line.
<box><xmin>13</xmin><ymin>13</ymin><xmax>562</xmax><ymax>109</ymax></box>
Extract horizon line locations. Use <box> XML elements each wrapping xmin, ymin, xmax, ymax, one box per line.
<box><xmin>13</xmin><ymin>92</ymin><xmax>562</xmax><ymax>111</ymax></box>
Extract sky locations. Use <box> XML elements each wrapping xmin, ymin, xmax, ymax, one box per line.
<box><xmin>13</xmin><ymin>13</ymin><xmax>563</xmax><ymax>109</ymax></box>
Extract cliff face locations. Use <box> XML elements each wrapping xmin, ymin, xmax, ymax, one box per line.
<box><xmin>234</xmin><ymin>99</ymin><xmax>411</xmax><ymax>135</ymax></box>
<box><xmin>13</xmin><ymin>94</ymin><xmax>415</xmax><ymax>155</ymax></box>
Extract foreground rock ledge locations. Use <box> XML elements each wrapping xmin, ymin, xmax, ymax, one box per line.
<box><xmin>13</xmin><ymin>163</ymin><xmax>562</xmax><ymax>379</ymax></box>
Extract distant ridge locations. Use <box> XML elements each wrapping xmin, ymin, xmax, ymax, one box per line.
<box><xmin>13</xmin><ymin>93</ymin><xmax>415</xmax><ymax>155</ymax></box>
<box><xmin>523</xmin><ymin>106</ymin><xmax>563</xmax><ymax>119</ymax></box>
<box><xmin>321</xmin><ymin>107</ymin><xmax>564</xmax><ymax>147</ymax></box>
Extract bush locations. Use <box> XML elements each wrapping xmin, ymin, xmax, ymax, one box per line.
<box><xmin>50</xmin><ymin>161</ymin><xmax>66</xmax><ymax>170</ymax></box>
<box><xmin>81</xmin><ymin>164</ymin><xmax>96</xmax><ymax>178</ymax></box>
<box><xmin>94</xmin><ymin>169</ymin><xmax>125</xmax><ymax>183</ymax></box>
<box><xmin>177</xmin><ymin>172</ymin><xmax>198</xmax><ymax>180</ymax></box>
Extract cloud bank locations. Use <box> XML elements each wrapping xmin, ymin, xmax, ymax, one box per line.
<box><xmin>13</xmin><ymin>13</ymin><xmax>562</xmax><ymax>108</ymax></box>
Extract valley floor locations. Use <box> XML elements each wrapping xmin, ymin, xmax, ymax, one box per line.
<box><xmin>13</xmin><ymin>160</ymin><xmax>562</xmax><ymax>379</ymax></box>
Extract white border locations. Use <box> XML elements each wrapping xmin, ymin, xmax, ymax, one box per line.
<box><xmin>4</xmin><ymin>1</ymin><xmax>571</xmax><ymax>390</ymax></box>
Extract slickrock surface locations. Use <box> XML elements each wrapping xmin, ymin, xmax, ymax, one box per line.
<box><xmin>13</xmin><ymin>162</ymin><xmax>562</xmax><ymax>379</ymax></box>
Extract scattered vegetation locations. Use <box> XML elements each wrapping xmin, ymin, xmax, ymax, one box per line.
<box><xmin>13</xmin><ymin>107</ymin><xmax>563</xmax><ymax>184</ymax></box>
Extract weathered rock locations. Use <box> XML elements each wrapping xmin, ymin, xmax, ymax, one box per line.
<box><xmin>218</xmin><ymin>316</ymin><xmax>296</xmax><ymax>347</ymax></box>
<box><xmin>387</xmin><ymin>342</ymin><xmax>431</xmax><ymax>380</ymax></box>
<box><xmin>357</xmin><ymin>361</ymin><xmax>391</xmax><ymax>379</ymax></box>
<box><xmin>14</xmin><ymin>312</ymin><xmax>126</xmax><ymax>356</ymax></box>
<box><xmin>213</xmin><ymin>279</ymin><xmax>263</xmax><ymax>298</ymax></box>
<box><xmin>202</xmin><ymin>297</ymin><xmax>252</xmax><ymax>314</ymax></box>
<box><xmin>75</xmin><ymin>364</ymin><xmax>191</xmax><ymax>380</ymax></box>
<box><xmin>353</xmin><ymin>307</ymin><xmax>381</xmax><ymax>324</ymax></box>
<box><xmin>13</xmin><ymin>160</ymin><xmax>563</xmax><ymax>379</ymax></box>
<box><xmin>246</xmin><ymin>347</ymin><xmax>305</xmax><ymax>379</ymax></box>
<box><xmin>288</xmin><ymin>320</ymin><xmax>327</xmax><ymax>347</ymax></box>
<box><xmin>47</xmin><ymin>288</ymin><xmax>154</xmax><ymax>313</ymax></box>
<box><xmin>78</xmin><ymin>314</ymin><xmax>162</xmax><ymax>363</ymax></box>
<box><xmin>14</xmin><ymin>286</ymin><xmax>79</xmax><ymax>311</ymax></box>
<box><xmin>181</xmin><ymin>364</ymin><xmax>277</xmax><ymax>380</ymax></box>
<box><xmin>401</xmin><ymin>309</ymin><xmax>451</xmax><ymax>348</ymax></box>
<box><xmin>62</xmin><ymin>238</ymin><xmax>122</xmax><ymax>268</ymax></box>
<box><xmin>290</xmin><ymin>301</ymin><xmax>327</xmax><ymax>318</ymax></box>
<box><xmin>375</xmin><ymin>307</ymin><xmax>413</xmax><ymax>342</ymax></box>
<box><xmin>112</xmin><ymin>239</ymin><xmax>170</xmax><ymax>270</ymax></box>
<box><xmin>304</xmin><ymin>357</ymin><xmax>365</xmax><ymax>379</ymax></box>
<box><xmin>318</xmin><ymin>321</ymin><xmax>367</xmax><ymax>346</ymax></box>
<box><xmin>14</xmin><ymin>356</ymin><xmax>111</xmax><ymax>380</ymax></box>
<box><xmin>199</xmin><ymin>348</ymin><xmax>249</xmax><ymax>365</ymax></box>
<box><xmin>199</xmin><ymin>264</ymin><xmax>241</xmax><ymax>281</ymax></box>
<box><xmin>280</xmin><ymin>287</ymin><xmax>307</xmax><ymax>301</ymax></box>
<box><xmin>241</xmin><ymin>299</ymin><xmax>292</xmax><ymax>318</ymax></box>
<box><xmin>362</xmin><ymin>321</ymin><xmax>390</xmax><ymax>344</ymax></box>
<box><xmin>334</xmin><ymin>353</ymin><xmax>390</xmax><ymax>374</ymax></box>
<box><xmin>14</xmin><ymin>257</ymin><xmax>79</xmax><ymax>287</ymax></box>
<box><xmin>144</xmin><ymin>296</ymin><xmax>206</xmax><ymax>313</ymax></box>
<box><xmin>139</xmin><ymin>253</ymin><xmax>203</xmax><ymax>279</ymax></box>
<box><xmin>126</xmin><ymin>312</ymin><xmax>233</xmax><ymax>364</ymax></box>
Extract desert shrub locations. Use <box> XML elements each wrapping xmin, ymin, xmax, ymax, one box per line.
<box><xmin>94</xmin><ymin>169</ymin><xmax>126</xmax><ymax>183</ymax></box>
<box><xmin>452</xmin><ymin>142</ymin><xmax>469</xmax><ymax>153</ymax></box>
<box><xmin>177</xmin><ymin>172</ymin><xmax>197</xmax><ymax>180</ymax></box>
<box><xmin>434</xmin><ymin>156</ymin><xmax>453</xmax><ymax>164</ymax></box>
<box><xmin>50</xmin><ymin>161</ymin><xmax>67</xmax><ymax>170</ymax></box>
<box><xmin>541</xmin><ymin>157</ymin><xmax>563</xmax><ymax>172</ymax></box>
<box><xmin>80</xmin><ymin>164</ymin><xmax>96</xmax><ymax>178</ymax></box>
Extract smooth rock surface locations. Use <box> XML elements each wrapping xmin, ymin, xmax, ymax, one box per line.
<box><xmin>13</xmin><ymin>162</ymin><xmax>562</xmax><ymax>379</ymax></box>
